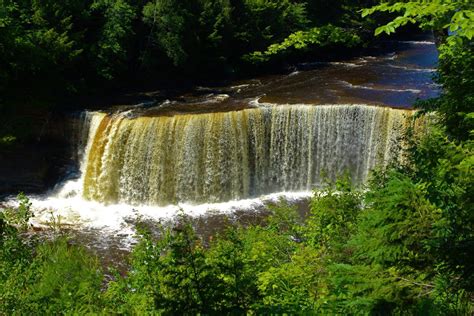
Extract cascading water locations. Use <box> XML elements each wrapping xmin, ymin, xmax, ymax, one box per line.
<box><xmin>80</xmin><ymin>104</ymin><xmax>413</xmax><ymax>206</ymax></box>
<box><xmin>53</xmin><ymin>112</ymin><xmax>106</xmax><ymax>199</ymax></box>
<box><xmin>3</xmin><ymin>40</ymin><xmax>435</xmax><ymax>248</ymax></box>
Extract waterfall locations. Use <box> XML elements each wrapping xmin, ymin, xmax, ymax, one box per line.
<box><xmin>80</xmin><ymin>104</ymin><xmax>413</xmax><ymax>205</ymax></box>
<box><xmin>73</xmin><ymin>111</ymin><xmax>106</xmax><ymax>169</ymax></box>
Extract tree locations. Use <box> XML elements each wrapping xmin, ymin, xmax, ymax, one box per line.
<box><xmin>142</xmin><ymin>0</ymin><xmax>192</xmax><ymax>66</ymax></box>
<box><xmin>362</xmin><ymin>0</ymin><xmax>474</xmax><ymax>42</ymax></box>
<box><xmin>91</xmin><ymin>0</ymin><xmax>136</xmax><ymax>79</ymax></box>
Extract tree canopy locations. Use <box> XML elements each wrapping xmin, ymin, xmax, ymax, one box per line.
<box><xmin>362</xmin><ymin>0</ymin><xmax>474</xmax><ymax>41</ymax></box>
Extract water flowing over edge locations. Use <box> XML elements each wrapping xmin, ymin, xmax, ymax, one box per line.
<box><xmin>82</xmin><ymin>104</ymin><xmax>413</xmax><ymax>206</ymax></box>
<box><xmin>4</xmin><ymin>103</ymin><xmax>418</xmax><ymax>246</ymax></box>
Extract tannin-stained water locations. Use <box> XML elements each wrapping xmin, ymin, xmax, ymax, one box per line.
<box><xmin>145</xmin><ymin>38</ymin><xmax>439</xmax><ymax>115</ymax></box>
<box><xmin>82</xmin><ymin>105</ymin><xmax>413</xmax><ymax>206</ymax></box>
<box><xmin>3</xmin><ymin>38</ymin><xmax>438</xmax><ymax>245</ymax></box>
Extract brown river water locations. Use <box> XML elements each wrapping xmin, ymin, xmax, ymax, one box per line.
<box><xmin>2</xmin><ymin>36</ymin><xmax>439</xmax><ymax>266</ymax></box>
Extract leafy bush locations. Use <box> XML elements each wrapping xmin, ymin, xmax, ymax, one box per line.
<box><xmin>105</xmin><ymin>208</ymin><xmax>299</xmax><ymax>314</ymax></box>
<box><xmin>0</xmin><ymin>194</ymin><xmax>104</xmax><ymax>314</ymax></box>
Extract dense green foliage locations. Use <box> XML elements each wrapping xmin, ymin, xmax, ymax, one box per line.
<box><xmin>1</xmin><ymin>194</ymin><xmax>104</xmax><ymax>314</ymax></box>
<box><xmin>0</xmin><ymin>0</ymin><xmax>374</xmax><ymax>99</ymax></box>
<box><xmin>2</xmin><ymin>151</ymin><xmax>471</xmax><ymax>314</ymax></box>
<box><xmin>362</xmin><ymin>0</ymin><xmax>474</xmax><ymax>40</ymax></box>
<box><xmin>245</xmin><ymin>24</ymin><xmax>362</xmax><ymax>63</ymax></box>
<box><xmin>1</xmin><ymin>0</ymin><xmax>473</xmax><ymax>314</ymax></box>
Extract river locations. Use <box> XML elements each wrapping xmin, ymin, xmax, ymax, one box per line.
<box><xmin>3</xmin><ymin>37</ymin><xmax>439</xmax><ymax>253</ymax></box>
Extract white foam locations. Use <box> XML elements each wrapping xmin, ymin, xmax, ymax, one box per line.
<box><xmin>3</xmin><ymin>190</ymin><xmax>312</xmax><ymax>243</ymax></box>
<box><xmin>387</xmin><ymin>64</ymin><xmax>436</xmax><ymax>72</ymax></box>
<box><xmin>195</xmin><ymin>86</ymin><xmax>214</xmax><ymax>92</ymax></box>
<box><xmin>248</xmin><ymin>95</ymin><xmax>266</xmax><ymax>107</ymax></box>
<box><xmin>399</xmin><ymin>40</ymin><xmax>436</xmax><ymax>45</ymax></box>
<box><xmin>230</xmin><ymin>84</ymin><xmax>252</xmax><ymax>89</ymax></box>
<box><xmin>338</xmin><ymin>80</ymin><xmax>421</xmax><ymax>93</ymax></box>
<box><xmin>298</xmin><ymin>61</ymin><xmax>362</xmax><ymax>68</ymax></box>
<box><xmin>202</xmin><ymin>93</ymin><xmax>230</xmax><ymax>103</ymax></box>
<box><xmin>328</xmin><ymin>61</ymin><xmax>361</xmax><ymax>67</ymax></box>
<box><xmin>385</xmin><ymin>53</ymin><xmax>397</xmax><ymax>60</ymax></box>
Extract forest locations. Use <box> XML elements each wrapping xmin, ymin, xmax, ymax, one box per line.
<box><xmin>0</xmin><ymin>0</ymin><xmax>373</xmax><ymax>101</ymax></box>
<box><xmin>0</xmin><ymin>0</ymin><xmax>378</xmax><ymax>147</ymax></box>
<box><xmin>1</xmin><ymin>0</ymin><xmax>474</xmax><ymax>314</ymax></box>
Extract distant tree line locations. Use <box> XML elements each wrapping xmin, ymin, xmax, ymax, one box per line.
<box><xmin>0</xmin><ymin>0</ymin><xmax>379</xmax><ymax>105</ymax></box>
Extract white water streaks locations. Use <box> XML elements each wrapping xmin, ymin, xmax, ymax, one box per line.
<box><xmin>387</xmin><ymin>64</ymin><xmax>436</xmax><ymax>73</ymax></box>
<box><xmin>5</xmin><ymin>189</ymin><xmax>312</xmax><ymax>247</ymax></box>
<box><xmin>398</xmin><ymin>40</ymin><xmax>436</xmax><ymax>46</ymax></box>
<box><xmin>81</xmin><ymin>104</ymin><xmax>414</xmax><ymax>206</ymax></box>
<box><xmin>298</xmin><ymin>61</ymin><xmax>362</xmax><ymax>68</ymax></box>
<box><xmin>2</xmin><ymin>103</ymin><xmax>420</xmax><ymax>244</ymax></box>
<box><xmin>337</xmin><ymin>80</ymin><xmax>422</xmax><ymax>94</ymax></box>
